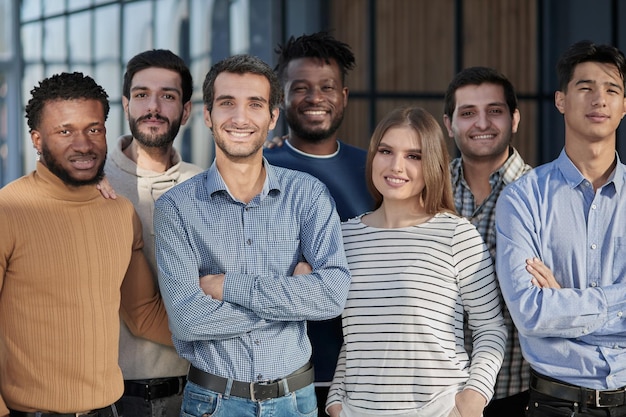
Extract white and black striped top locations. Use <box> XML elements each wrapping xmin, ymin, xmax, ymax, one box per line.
<box><xmin>327</xmin><ymin>212</ymin><xmax>506</xmax><ymax>414</ymax></box>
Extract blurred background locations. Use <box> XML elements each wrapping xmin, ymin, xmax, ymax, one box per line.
<box><xmin>1</xmin><ymin>0</ymin><xmax>625</xmax><ymax>186</ymax></box>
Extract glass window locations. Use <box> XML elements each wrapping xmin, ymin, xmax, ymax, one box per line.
<box><xmin>21</xmin><ymin>0</ymin><xmax>41</xmax><ymax>21</ymax></box>
<box><xmin>155</xmin><ymin>0</ymin><xmax>185</xmax><ymax>48</ymax></box>
<box><xmin>123</xmin><ymin>1</ymin><xmax>154</xmax><ymax>60</ymax></box>
<box><xmin>43</xmin><ymin>17</ymin><xmax>68</xmax><ymax>62</ymax></box>
<box><xmin>69</xmin><ymin>11</ymin><xmax>93</xmax><ymax>62</ymax></box>
<box><xmin>69</xmin><ymin>0</ymin><xmax>93</xmax><ymax>12</ymax></box>
<box><xmin>43</xmin><ymin>1</ymin><xmax>66</xmax><ymax>17</ymax></box>
<box><xmin>21</xmin><ymin>23</ymin><xmax>42</xmax><ymax>62</ymax></box>
<box><xmin>0</xmin><ymin>0</ymin><xmax>13</xmax><ymax>59</ymax></box>
<box><xmin>95</xmin><ymin>5</ymin><xmax>120</xmax><ymax>59</ymax></box>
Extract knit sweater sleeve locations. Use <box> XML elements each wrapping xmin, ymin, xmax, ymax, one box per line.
<box><xmin>119</xmin><ymin>210</ymin><xmax>172</xmax><ymax>346</ymax></box>
<box><xmin>453</xmin><ymin>219</ymin><xmax>506</xmax><ymax>401</ymax></box>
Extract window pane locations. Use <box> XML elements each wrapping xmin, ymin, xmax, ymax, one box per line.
<box><xmin>43</xmin><ymin>1</ymin><xmax>66</xmax><ymax>17</ymax></box>
<box><xmin>21</xmin><ymin>23</ymin><xmax>42</xmax><ymax>61</ymax></box>
<box><xmin>21</xmin><ymin>0</ymin><xmax>41</xmax><ymax>21</ymax></box>
<box><xmin>69</xmin><ymin>0</ymin><xmax>93</xmax><ymax>12</ymax></box>
<box><xmin>123</xmin><ymin>1</ymin><xmax>153</xmax><ymax>60</ymax></box>
<box><xmin>43</xmin><ymin>17</ymin><xmax>67</xmax><ymax>62</ymax></box>
<box><xmin>0</xmin><ymin>0</ymin><xmax>13</xmax><ymax>58</ymax></box>
<box><xmin>95</xmin><ymin>5</ymin><xmax>120</xmax><ymax>59</ymax></box>
<box><xmin>69</xmin><ymin>11</ymin><xmax>92</xmax><ymax>62</ymax></box>
<box><xmin>155</xmin><ymin>0</ymin><xmax>185</xmax><ymax>49</ymax></box>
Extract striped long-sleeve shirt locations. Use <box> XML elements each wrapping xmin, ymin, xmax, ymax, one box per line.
<box><xmin>327</xmin><ymin>212</ymin><xmax>506</xmax><ymax>414</ymax></box>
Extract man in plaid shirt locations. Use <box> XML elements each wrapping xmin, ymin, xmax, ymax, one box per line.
<box><xmin>443</xmin><ymin>66</ymin><xmax>532</xmax><ymax>417</ymax></box>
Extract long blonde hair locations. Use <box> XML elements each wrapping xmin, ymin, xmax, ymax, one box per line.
<box><xmin>365</xmin><ymin>106</ymin><xmax>455</xmax><ymax>215</ymax></box>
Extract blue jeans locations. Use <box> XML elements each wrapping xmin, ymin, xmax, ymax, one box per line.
<box><xmin>180</xmin><ymin>380</ymin><xmax>317</xmax><ymax>417</ymax></box>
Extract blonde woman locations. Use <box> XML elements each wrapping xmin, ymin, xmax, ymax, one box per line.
<box><xmin>326</xmin><ymin>107</ymin><xmax>506</xmax><ymax>417</ymax></box>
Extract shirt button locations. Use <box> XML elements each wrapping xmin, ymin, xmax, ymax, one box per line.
<box><xmin>618</xmin><ymin>311</ymin><xmax>623</xmax><ymax>317</ymax></box>
<box><xmin>257</xmin><ymin>374</ymin><xmax>263</xmax><ymax>380</ymax></box>
<box><xmin>591</xmin><ymin>204</ymin><xmax>597</xmax><ymax>210</ymax></box>
<box><xmin>254</xmin><ymin>339</ymin><xmax>260</xmax><ymax>345</ymax></box>
<box><xmin>590</xmin><ymin>243</ymin><xmax>597</xmax><ymax>250</ymax></box>
<box><xmin>246</xmin><ymin>239</ymin><xmax>252</xmax><ymax>245</ymax></box>
<box><xmin>591</xmin><ymin>282</ymin><xmax>597</xmax><ymax>287</ymax></box>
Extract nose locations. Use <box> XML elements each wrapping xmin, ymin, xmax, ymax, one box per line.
<box><xmin>305</xmin><ymin>86</ymin><xmax>324</xmax><ymax>103</ymax></box>
<box><xmin>474</xmin><ymin>111</ymin><xmax>490</xmax><ymax>130</ymax></box>
<box><xmin>147</xmin><ymin>94</ymin><xmax>161</xmax><ymax>113</ymax></box>
<box><xmin>591</xmin><ymin>91</ymin><xmax>607</xmax><ymax>107</ymax></box>
<box><xmin>230</xmin><ymin>103</ymin><xmax>249</xmax><ymax>125</ymax></box>
<box><xmin>390</xmin><ymin>154</ymin><xmax>404</xmax><ymax>173</ymax></box>
<box><xmin>72</xmin><ymin>131</ymin><xmax>93</xmax><ymax>153</ymax></box>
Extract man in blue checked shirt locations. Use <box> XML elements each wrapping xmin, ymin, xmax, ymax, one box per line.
<box><xmin>154</xmin><ymin>54</ymin><xmax>351</xmax><ymax>417</ymax></box>
<box><xmin>496</xmin><ymin>40</ymin><xmax>626</xmax><ymax>417</ymax></box>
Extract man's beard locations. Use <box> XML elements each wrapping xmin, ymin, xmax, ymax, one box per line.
<box><xmin>40</xmin><ymin>143</ymin><xmax>105</xmax><ymax>187</ymax></box>
<box><xmin>129</xmin><ymin>113</ymin><xmax>182</xmax><ymax>148</ymax></box>
<box><xmin>285</xmin><ymin>107</ymin><xmax>344</xmax><ymax>143</ymax></box>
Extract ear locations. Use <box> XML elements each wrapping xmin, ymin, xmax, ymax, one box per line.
<box><xmin>269</xmin><ymin>107</ymin><xmax>280</xmax><ymax>131</ymax></box>
<box><xmin>442</xmin><ymin>114</ymin><xmax>454</xmax><ymax>138</ymax></box>
<box><xmin>203</xmin><ymin>105</ymin><xmax>213</xmax><ymax>129</ymax></box>
<box><xmin>511</xmin><ymin>109</ymin><xmax>521</xmax><ymax>134</ymax></box>
<box><xmin>181</xmin><ymin>101</ymin><xmax>192</xmax><ymax>126</ymax></box>
<box><xmin>554</xmin><ymin>91</ymin><xmax>566</xmax><ymax>115</ymax></box>
<box><xmin>122</xmin><ymin>96</ymin><xmax>130</xmax><ymax>121</ymax></box>
<box><xmin>342</xmin><ymin>87</ymin><xmax>349</xmax><ymax>109</ymax></box>
<box><xmin>31</xmin><ymin>130</ymin><xmax>42</xmax><ymax>154</ymax></box>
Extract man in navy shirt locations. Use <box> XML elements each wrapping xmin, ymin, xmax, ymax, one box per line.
<box><xmin>265</xmin><ymin>32</ymin><xmax>373</xmax><ymax>413</ymax></box>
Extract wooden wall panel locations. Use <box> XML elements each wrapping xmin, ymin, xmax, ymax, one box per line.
<box><xmin>375</xmin><ymin>0</ymin><xmax>455</xmax><ymax>93</ymax></box>
<box><xmin>328</xmin><ymin>0</ymin><xmax>539</xmax><ymax>166</ymax></box>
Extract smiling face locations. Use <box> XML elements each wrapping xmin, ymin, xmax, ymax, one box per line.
<box><xmin>444</xmin><ymin>82</ymin><xmax>519</xmax><ymax>164</ymax></box>
<box><xmin>282</xmin><ymin>57</ymin><xmax>348</xmax><ymax>143</ymax></box>
<box><xmin>371</xmin><ymin>125</ymin><xmax>425</xmax><ymax>204</ymax></box>
<box><xmin>31</xmin><ymin>98</ymin><xmax>107</xmax><ymax>186</ymax></box>
<box><xmin>555</xmin><ymin>61</ymin><xmax>626</xmax><ymax>145</ymax></box>
<box><xmin>124</xmin><ymin>67</ymin><xmax>191</xmax><ymax>149</ymax></box>
<box><xmin>204</xmin><ymin>71</ymin><xmax>279</xmax><ymax>161</ymax></box>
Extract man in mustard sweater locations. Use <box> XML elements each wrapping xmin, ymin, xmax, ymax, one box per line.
<box><xmin>0</xmin><ymin>72</ymin><xmax>171</xmax><ymax>416</ymax></box>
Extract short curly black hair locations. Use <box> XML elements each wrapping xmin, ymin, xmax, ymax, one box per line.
<box><xmin>274</xmin><ymin>31</ymin><xmax>356</xmax><ymax>85</ymax></box>
<box><xmin>25</xmin><ymin>72</ymin><xmax>110</xmax><ymax>132</ymax></box>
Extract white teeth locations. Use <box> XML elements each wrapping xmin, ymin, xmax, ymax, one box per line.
<box><xmin>472</xmin><ymin>134</ymin><xmax>495</xmax><ymax>140</ymax></box>
<box><xmin>304</xmin><ymin>110</ymin><xmax>326</xmax><ymax>115</ymax></box>
<box><xmin>386</xmin><ymin>177</ymin><xmax>406</xmax><ymax>184</ymax></box>
<box><xmin>229</xmin><ymin>131</ymin><xmax>251</xmax><ymax>137</ymax></box>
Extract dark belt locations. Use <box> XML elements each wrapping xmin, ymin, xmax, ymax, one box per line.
<box><xmin>123</xmin><ymin>376</ymin><xmax>187</xmax><ymax>400</ymax></box>
<box><xmin>531</xmin><ymin>370</ymin><xmax>626</xmax><ymax>408</ymax></box>
<box><xmin>188</xmin><ymin>362</ymin><xmax>314</xmax><ymax>401</ymax></box>
<box><xmin>9</xmin><ymin>404</ymin><xmax>116</xmax><ymax>417</ymax></box>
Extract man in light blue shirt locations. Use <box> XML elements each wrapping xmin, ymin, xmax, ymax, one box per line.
<box><xmin>496</xmin><ymin>41</ymin><xmax>626</xmax><ymax>416</ymax></box>
<box><xmin>154</xmin><ymin>54</ymin><xmax>350</xmax><ymax>417</ymax></box>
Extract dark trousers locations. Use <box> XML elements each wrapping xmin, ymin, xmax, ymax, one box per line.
<box><xmin>316</xmin><ymin>386</ymin><xmax>330</xmax><ymax>416</ymax></box>
<box><xmin>527</xmin><ymin>389</ymin><xmax>626</xmax><ymax>417</ymax></box>
<box><xmin>484</xmin><ymin>390</ymin><xmax>530</xmax><ymax>417</ymax></box>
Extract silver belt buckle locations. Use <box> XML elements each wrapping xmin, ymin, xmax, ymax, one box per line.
<box><xmin>250</xmin><ymin>379</ymin><xmax>273</xmax><ymax>401</ymax></box>
<box><xmin>595</xmin><ymin>390</ymin><xmax>606</xmax><ymax>407</ymax></box>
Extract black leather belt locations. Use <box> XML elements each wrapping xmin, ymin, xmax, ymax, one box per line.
<box><xmin>9</xmin><ymin>404</ymin><xmax>116</xmax><ymax>417</ymax></box>
<box><xmin>531</xmin><ymin>370</ymin><xmax>626</xmax><ymax>408</ymax></box>
<box><xmin>188</xmin><ymin>362</ymin><xmax>314</xmax><ymax>401</ymax></box>
<box><xmin>123</xmin><ymin>376</ymin><xmax>187</xmax><ymax>400</ymax></box>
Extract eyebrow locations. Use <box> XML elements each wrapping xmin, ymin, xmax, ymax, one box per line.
<box><xmin>575</xmin><ymin>79</ymin><xmax>624</xmax><ymax>91</ymax></box>
<box><xmin>215</xmin><ymin>94</ymin><xmax>268</xmax><ymax>103</ymax></box>
<box><xmin>378</xmin><ymin>142</ymin><xmax>422</xmax><ymax>153</ymax></box>
<box><xmin>130</xmin><ymin>85</ymin><xmax>181</xmax><ymax>94</ymax></box>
